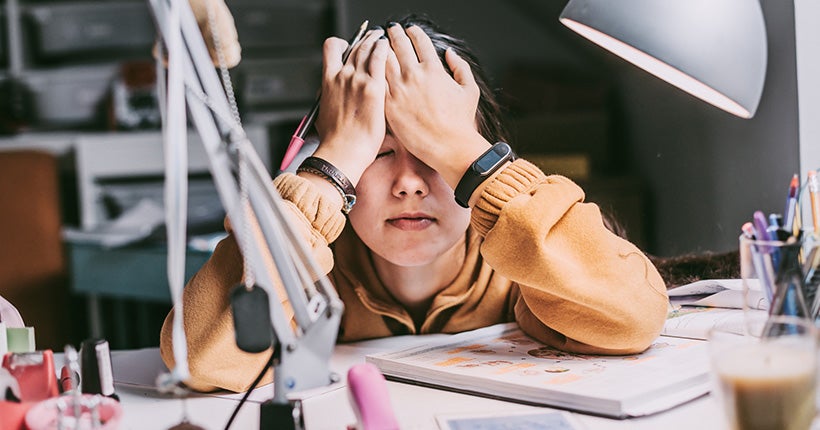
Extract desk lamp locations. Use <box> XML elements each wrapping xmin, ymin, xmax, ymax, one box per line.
<box><xmin>559</xmin><ymin>0</ymin><xmax>768</xmax><ymax>118</ymax></box>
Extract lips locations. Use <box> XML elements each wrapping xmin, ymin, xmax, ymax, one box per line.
<box><xmin>386</xmin><ymin>213</ymin><xmax>436</xmax><ymax>231</ymax></box>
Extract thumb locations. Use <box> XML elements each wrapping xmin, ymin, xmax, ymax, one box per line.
<box><xmin>445</xmin><ymin>48</ymin><xmax>475</xmax><ymax>89</ymax></box>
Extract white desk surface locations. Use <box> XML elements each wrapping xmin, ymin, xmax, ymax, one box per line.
<box><xmin>103</xmin><ymin>333</ymin><xmax>728</xmax><ymax>430</ymax></box>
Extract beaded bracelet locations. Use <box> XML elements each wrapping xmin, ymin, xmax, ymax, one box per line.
<box><xmin>297</xmin><ymin>156</ymin><xmax>357</xmax><ymax>214</ymax></box>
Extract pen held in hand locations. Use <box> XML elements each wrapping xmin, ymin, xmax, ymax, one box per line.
<box><xmin>279</xmin><ymin>20</ymin><xmax>370</xmax><ymax>172</ymax></box>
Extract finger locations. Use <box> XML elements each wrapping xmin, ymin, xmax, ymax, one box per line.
<box><xmin>385</xmin><ymin>48</ymin><xmax>401</xmax><ymax>95</ymax></box>
<box><xmin>445</xmin><ymin>48</ymin><xmax>476</xmax><ymax>89</ymax></box>
<box><xmin>351</xmin><ymin>29</ymin><xmax>384</xmax><ymax>71</ymax></box>
<box><xmin>405</xmin><ymin>25</ymin><xmax>439</xmax><ymax>65</ymax></box>
<box><xmin>322</xmin><ymin>37</ymin><xmax>348</xmax><ymax>79</ymax></box>
<box><xmin>387</xmin><ymin>22</ymin><xmax>419</xmax><ymax>66</ymax></box>
<box><xmin>368</xmin><ymin>36</ymin><xmax>390</xmax><ymax>78</ymax></box>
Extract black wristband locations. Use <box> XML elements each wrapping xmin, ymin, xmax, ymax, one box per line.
<box><xmin>454</xmin><ymin>142</ymin><xmax>514</xmax><ymax>208</ymax></box>
<box><xmin>297</xmin><ymin>156</ymin><xmax>357</xmax><ymax>214</ymax></box>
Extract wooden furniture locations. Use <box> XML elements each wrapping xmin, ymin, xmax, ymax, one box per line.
<box><xmin>0</xmin><ymin>149</ymin><xmax>71</xmax><ymax>351</ymax></box>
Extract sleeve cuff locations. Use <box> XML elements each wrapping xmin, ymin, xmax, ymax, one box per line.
<box><xmin>471</xmin><ymin>159</ymin><xmax>546</xmax><ymax>236</ymax></box>
<box><xmin>274</xmin><ymin>173</ymin><xmax>346</xmax><ymax>244</ymax></box>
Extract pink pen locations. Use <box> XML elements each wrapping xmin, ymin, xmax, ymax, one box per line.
<box><xmin>279</xmin><ymin>20</ymin><xmax>369</xmax><ymax>172</ymax></box>
<box><xmin>347</xmin><ymin>363</ymin><xmax>399</xmax><ymax>430</ymax></box>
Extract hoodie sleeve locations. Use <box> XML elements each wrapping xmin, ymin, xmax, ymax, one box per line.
<box><xmin>159</xmin><ymin>173</ymin><xmax>346</xmax><ymax>392</ymax></box>
<box><xmin>472</xmin><ymin>159</ymin><xmax>669</xmax><ymax>354</ymax></box>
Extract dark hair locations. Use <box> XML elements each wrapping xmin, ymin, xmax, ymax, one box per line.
<box><xmin>601</xmin><ymin>210</ymin><xmax>740</xmax><ymax>289</ymax></box>
<box><xmin>388</xmin><ymin>15</ymin><xmax>509</xmax><ymax>144</ymax></box>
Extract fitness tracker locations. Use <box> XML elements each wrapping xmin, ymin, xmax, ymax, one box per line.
<box><xmin>454</xmin><ymin>142</ymin><xmax>514</xmax><ymax>208</ymax></box>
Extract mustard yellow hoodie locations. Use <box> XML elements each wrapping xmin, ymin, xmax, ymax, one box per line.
<box><xmin>160</xmin><ymin>159</ymin><xmax>669</xmax><ymax>392</ymax></box>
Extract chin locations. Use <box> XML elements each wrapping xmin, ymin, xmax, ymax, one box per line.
<box><xmin>379</xmin><ymin>248</ymin><xmax>440</xmax><ymax>267</ymax></box>
<box><xmin>384</xmin><ymin>254</ymin><xmax>437</xmax><ymax>267</ymax></box>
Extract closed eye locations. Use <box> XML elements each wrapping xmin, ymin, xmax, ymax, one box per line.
<box><xmin>376</xmin><ymin>150</ymin><xmax>394</xmax><ymax>159</ymax></box>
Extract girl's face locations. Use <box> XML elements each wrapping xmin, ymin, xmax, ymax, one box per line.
<box><xmin>347</xmin><ymin>135</ymin><xmax>471</xmax><ymax>267</ymax></box>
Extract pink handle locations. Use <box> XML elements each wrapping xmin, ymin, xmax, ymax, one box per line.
<box><xmin>279</xmin><ymin>115</ymin><xmax>308</xmax><ymax>172</ymax></box>
<box><xmin>279</xmin><ymin>135</ymin><xmax>305</xmax><ymax>172</ymax></box>
<box><xmin>347</xmin><ymin>363</ymin><xmax>399</xmax><ymax>430</ymax></box>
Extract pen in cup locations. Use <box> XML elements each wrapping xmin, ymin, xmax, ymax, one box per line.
<box><xmin>751</xmin><ymin>211</ymin><xmax>777</xmax><ymax>302</ymax></box>
<box><xmin>808</xmin><ymin>170</ymin><xmax>820</xmax><ymax>234</ymax></box>
<box><xmin>784</xmin><ymin>173</ymin><xmax>799</xmax><ymax>233</ymax></box>
<box><xmin>279</xmin><ymin>20</ymin><xmax>370</xmax><ymax>172</ymax></box>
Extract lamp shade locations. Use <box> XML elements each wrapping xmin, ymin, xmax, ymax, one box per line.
<box><xmin>560</xmin><ymin>0</ymin><xmax>767</xmax><ymax>118</ymax></box>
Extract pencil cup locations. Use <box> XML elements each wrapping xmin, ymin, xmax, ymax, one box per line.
<box><xmin>739</xmin><ymin>234</ymin><xmax>813</xmax><ymax>319</ymax></box>
<box><xmin>709</xmin><ymin>314</ymin><xmax>818</xmax><ymax>430</ymax></box>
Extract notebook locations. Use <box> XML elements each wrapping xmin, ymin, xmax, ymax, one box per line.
<box><xmin>366</xmin><ymin>323</ymin><xmax>710</xmax><ymax>419</ymax></box>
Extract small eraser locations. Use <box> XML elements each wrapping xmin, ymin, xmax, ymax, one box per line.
<box><xmin>6</xmin><ymin>327</ymin><xmax>35</xmax><ymax>353</ymax></box>
<box><xmin>347</xmin><ymin>363</ymin><xmax>399</xmax><ymax>430</ymax></box>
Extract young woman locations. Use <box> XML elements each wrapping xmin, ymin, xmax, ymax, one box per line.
<box><xmin>160</xmin><ymin>16</ymin><xmax>669</xmax><ymax>392</ymax></box>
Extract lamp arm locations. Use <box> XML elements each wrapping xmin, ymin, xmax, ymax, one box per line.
<box><xmin>147</xmin><ymin>0</ymin><xmax>343</xmax><ymax>409</ymax></box>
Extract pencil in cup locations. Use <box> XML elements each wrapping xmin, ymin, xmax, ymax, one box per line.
<box><xmin>802</xmin><ymin>244</ymin><xmax>820</xmax><ymax>317</ymax></box>
<box><xmin>740</xmin><ymin>233</ymin><xmax>777</xmax><ymax>306</ymax></box>
<box><xmin>739</xmin><ymin>234</ymin><xmax>813</xmax><ymax>318</ymax></box>
<box><xmin>808</xmin><ymin>170</ymin><xmax>820</xmax><ymax>234</ymax></box>
<box><xmin>279</xmin><ymin>20</ymin><xmax>370</xmax><ymax>172</ymax></box>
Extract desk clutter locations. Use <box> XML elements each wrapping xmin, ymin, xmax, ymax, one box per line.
<box><xmin>703</xmin><ymin>169</ymin><xmax>820</xmax><ymax>430</ymax></box>
<box><xmin>656</xmin><ymin>165</ymin><xmax>820</xmax><ymax>430</ymax></box>
<box><xmin>739</xmin><ymin>170</ymin><xmax>820</xmax><ymax>321</ymax></box>
<box><xmin>1</xmin><ymin>338</ymin><xmax>122</xmax><ymax>430</ymax></box>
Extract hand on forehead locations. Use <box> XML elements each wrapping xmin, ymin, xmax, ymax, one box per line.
<box><xmin>386</xmin><ymin>23</ymin><xmax>442</xmax><ymax>68</ymax></box>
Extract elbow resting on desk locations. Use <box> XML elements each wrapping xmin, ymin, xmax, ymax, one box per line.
<box><xmin>515</xmin><ymin>295</ymin><xmax>667</xmax><ymax>356</ymax></box>
<box><xmin>160</xmin><ymin>307</ymin><xmax>274</xmax><ymax>393</ymax></box>
<box><xmin>513</xmin><ymin>254</ymin><xmax>668</xmax><ymax>355</ymax></box>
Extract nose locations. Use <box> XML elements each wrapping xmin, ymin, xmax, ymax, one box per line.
<box><xmin>391</xmin><ymin>153</ymin><xmax>430</xmax><ymax>198</ymax></box>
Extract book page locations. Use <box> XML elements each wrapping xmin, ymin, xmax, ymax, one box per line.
<box><xmin>368</xmin><ymin>323</ymin><xmax>710</xmax><ymax>418</ymax></box>
<box><xmin>668</xmin><ymin>279</ymin><xmax>766</xmax><ymax>310</ymax></box>
<box><xmin>663</xmin><ymin>307</ymin><xmax>768</xmax><ymax>340</ymax></box>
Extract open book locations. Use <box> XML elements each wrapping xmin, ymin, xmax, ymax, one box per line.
<box><xmin>366</xmin><ymin>323</ymin><xmax>710</xmax><ymax>419</ymax></box>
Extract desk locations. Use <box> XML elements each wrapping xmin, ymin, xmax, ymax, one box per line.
<box><xmin>106</xmin><ymin>337</ymin><xmax>727</xmax><ymax>430</ymax></box>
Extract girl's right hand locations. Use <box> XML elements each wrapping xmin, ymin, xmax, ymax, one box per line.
<box><xmin>312</xmin><ymin>29</ymin><xmax>389</xmax><ymax>187</ymax></box>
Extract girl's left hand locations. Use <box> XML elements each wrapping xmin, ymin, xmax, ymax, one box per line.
<box><xmin>384</xmin><ymin>23</ymin><xmax>490</xmax><ymax>189</ymax></box>
<box><xmin>312</xmin><ymin>29</ymin><xmax>390</xmax><ymax>186</ymax></box>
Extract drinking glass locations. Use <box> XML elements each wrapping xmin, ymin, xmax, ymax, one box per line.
<box><xmin>709</xmin><ymin>314</ymin><xmax>817</xmax><ymax>430</ymax></box>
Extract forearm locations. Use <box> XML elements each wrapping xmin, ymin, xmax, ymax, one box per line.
<box><xmin>475</xmin><ymin>159</ymin><xmax>668</xmax><ymax>353</ymax></box>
